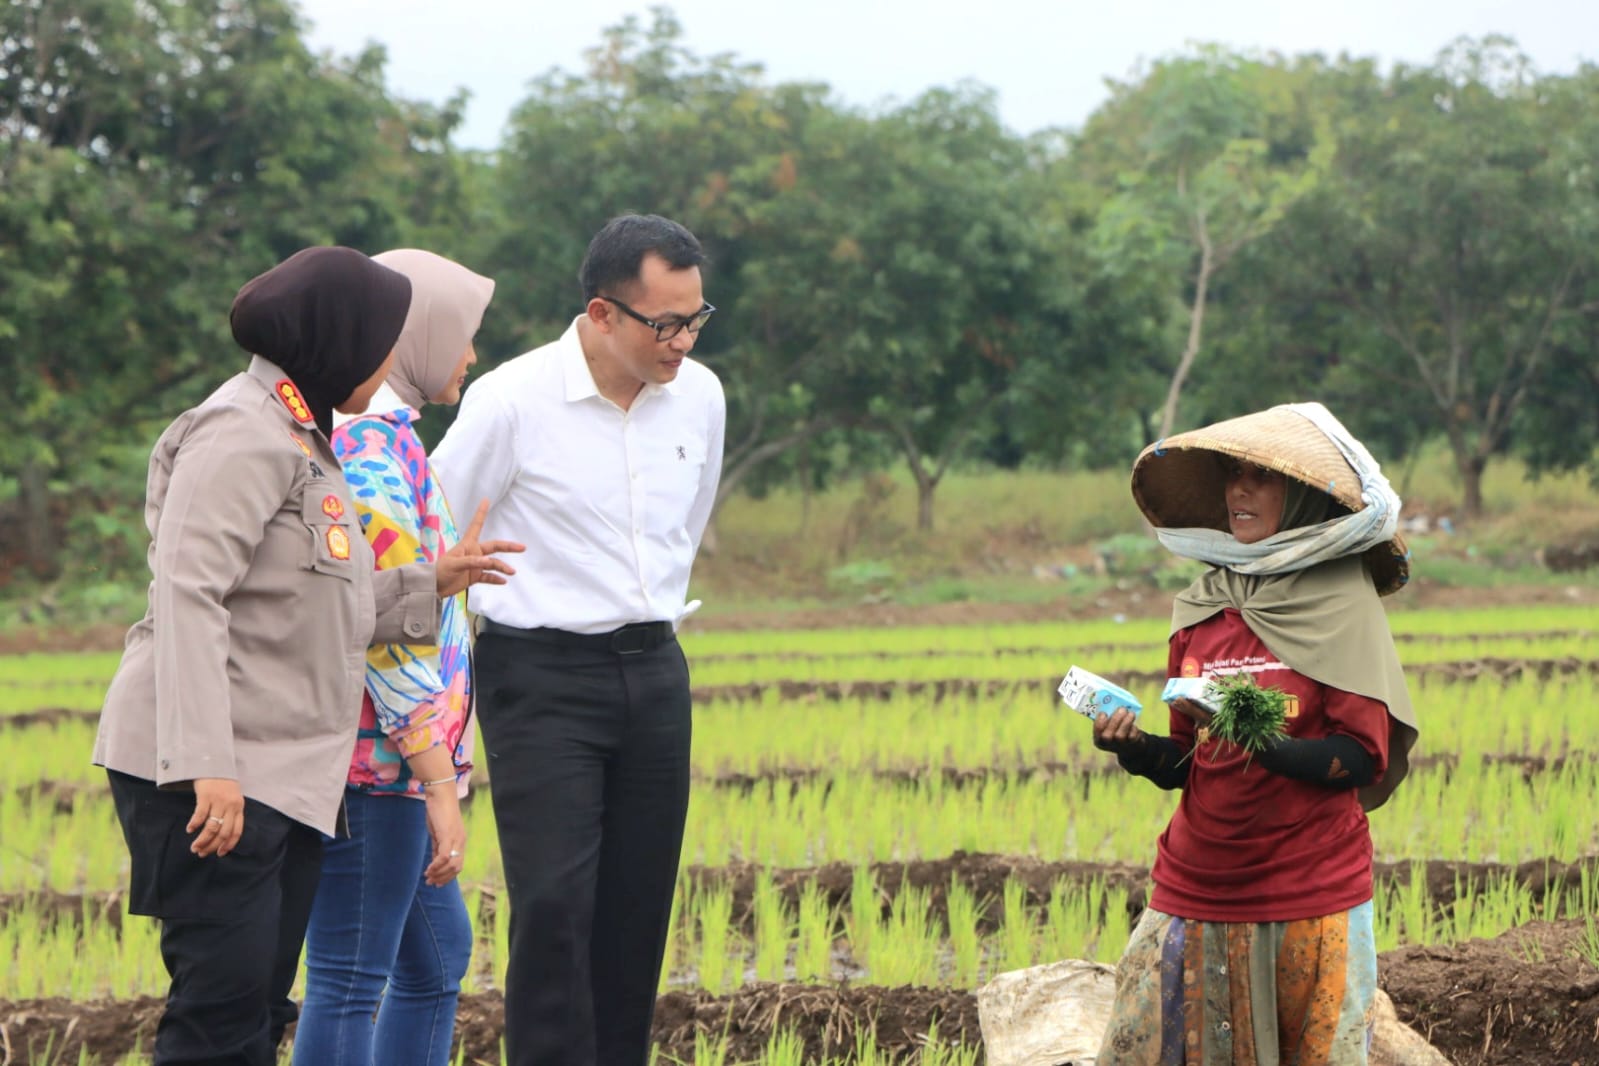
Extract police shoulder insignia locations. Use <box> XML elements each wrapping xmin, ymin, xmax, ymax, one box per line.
<box><xmin>326</xmin><ymin>526</ymin><xmax>351</xmax><ymax>561</ymax></box>
<box><xmin>321</xmin><ymin>494</ymin><xmax>345</xmax><ymax>520</ymax></box>
<box><xmin>274</xmin><ymin>379</ymin><xmax>314</xmax><ymax>424</ymax></box>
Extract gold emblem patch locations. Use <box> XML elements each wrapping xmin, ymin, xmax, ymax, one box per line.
<box><xmin>326</xmin><ymin>526</ymin><xmax>351</xmax><ymax>560</ymax></box>
<box><xmin>288</xmin><ymin>432</ymin><xmax>312</xmax><ymax>457</ymax></box>
<box><xmin>322</xmin><ymin>495</ymin><xmax>345</xmax><ymax>520</ymax></box>
<box><xmin>275</xmin><ymin>380</ymin><xmax>314</xmax><ymax>424</ymax></box>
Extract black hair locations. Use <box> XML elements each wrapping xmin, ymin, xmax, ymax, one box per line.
<box><xmin>578</xmin><ymin>214</ymin><xmax>706</xmax><ymax>302</ymax></box>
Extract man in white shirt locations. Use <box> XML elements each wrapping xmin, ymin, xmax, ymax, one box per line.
<box><xmin>432</xmin><ymin>215</ymin><xmax>723</xmax><ymax>1066</ymax></box>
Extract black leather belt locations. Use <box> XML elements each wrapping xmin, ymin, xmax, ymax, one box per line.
<box><xmin>478</xmin><ymin>618</ymin><xmax>675</xmax><ymax>656</ymax></box>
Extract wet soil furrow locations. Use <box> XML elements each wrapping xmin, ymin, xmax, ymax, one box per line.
<box><xmin>8</xmin><ymin>920</ymin><xmax>1599</xmax><ymax>1066</ymax></box>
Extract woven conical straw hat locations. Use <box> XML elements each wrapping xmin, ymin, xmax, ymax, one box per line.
<box><xmin>1131</xmin><ymin>406</ymin><xmax>1410</xmax><ymax>595</ymax></box>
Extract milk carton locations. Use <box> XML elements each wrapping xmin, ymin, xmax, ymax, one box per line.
<box><xmin>1058</xmin><ymin>666</ymin><xmax>1143</xmax><ymax>720</ymax></box>
<box><xmin>1160</xmin><ymin>676</ymin><xmax>1225</xmax><ymax>714</ymax></box>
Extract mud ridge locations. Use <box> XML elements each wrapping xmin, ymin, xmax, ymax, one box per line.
<box><xmin>0</xmin><ymin>985</ymin><xmax>981</xmax><ymax>1065</ymax></box>
<box><xmin>9</xmin><ymin>919</ymin><xmax>1599</xmax><ymax>1066</ymax></box>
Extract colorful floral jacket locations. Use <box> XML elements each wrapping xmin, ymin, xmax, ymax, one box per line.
<box><xmin>331</xmin><ymin>401</ymin><xmax>473</xmax><ymax>796</ymax></box>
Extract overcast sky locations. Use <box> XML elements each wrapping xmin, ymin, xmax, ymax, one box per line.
<box><xmin>295</xmin><ymin>0</ymin><xmax>1591</xmax><ymax>149</ymax></box>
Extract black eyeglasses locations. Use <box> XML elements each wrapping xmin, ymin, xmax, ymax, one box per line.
<box><xmin>600</xmin><ymin>296</ymin><xmax>716</xmax><ymax>342</ymax></box>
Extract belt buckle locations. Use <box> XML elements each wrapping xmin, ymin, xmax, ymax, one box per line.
<box><xmin>610</xmin><ymin>625</ymin><xmax>649</xmax><ymax>656</ymax></box>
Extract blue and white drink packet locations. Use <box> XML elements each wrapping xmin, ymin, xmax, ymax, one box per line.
<box><xmin>1161</xmin><ymin>676</ymin><xmax>1224</xmax><ymax>714</ymax></box>
<box><xmin>1058</xmin><ymin>666</ymin><xmax>1143</xmax><ymax>720</ymax></box>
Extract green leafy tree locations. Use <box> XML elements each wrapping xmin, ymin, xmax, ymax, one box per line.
<box><xmin>724</xmin><ymin>87</ymin><xmax>1070</xmax><ymax>529</ymax></box>
<box><xmin>1290</xmin><ymin>40</ymin><xmax>1599</xmax><ymax>515</ymax></box>
<box><xmin>1</xmin><ymin>0</ymin><xmax>443</xmax><ymax>580</ymax></box>
<box><xmin>1080</xmin><ymin>50</ymin><xmax>1329</xmax><ymax>438</ymax></box>
<box><xmin>480</xmin><ymin>10</ymin><xmax>842</xmax><ymax>513</ymax></box>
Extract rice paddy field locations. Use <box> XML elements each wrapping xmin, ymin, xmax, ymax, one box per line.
<box><xmin>4</xmin><ymin>601</ymin><xmax>1599</xmax><ymax>1064</ymax></box>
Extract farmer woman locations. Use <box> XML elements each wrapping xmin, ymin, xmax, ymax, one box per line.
<box><xmin>1092</xmin><ymin>402</ymin><xmax>1418</xmax><ymax>1065</ymax></box>
<box><xmin>294</xmin><ymin>250</ymin><xmax>496</xmax><ymax>1065</ymax></box>
<box><xmin>94</xmin><ymin>246</ymin><xmax>520</xmax><ymax>1066</ymax></box>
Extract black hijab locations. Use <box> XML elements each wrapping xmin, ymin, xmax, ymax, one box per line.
<box><xmin>229</xmin><ymin>247</ymin><xmax>413</xmax><ymax>434</ymax></box>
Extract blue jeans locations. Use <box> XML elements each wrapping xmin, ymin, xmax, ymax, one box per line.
<box><xmin>293</xmin><ymin>790</ymin><xmax>472</xmax><ymax>1065</ymax></box>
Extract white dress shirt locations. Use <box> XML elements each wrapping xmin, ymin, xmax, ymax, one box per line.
<box><xmin>431</xmin><ymin>318</ymin><xmax>725</xmax><ymax>634</ymax></box>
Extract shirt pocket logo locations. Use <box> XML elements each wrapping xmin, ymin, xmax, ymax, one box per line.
<box><xmin>300</xmin><ymin>491</ymin><xmax>356</xmax><ymax>579</ymax></box>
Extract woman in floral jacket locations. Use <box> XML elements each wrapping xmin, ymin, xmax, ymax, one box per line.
<box><xmin>294</xmin><ymin>250</ymin><xmax>496</xmax><ymax>1066</ymax></box>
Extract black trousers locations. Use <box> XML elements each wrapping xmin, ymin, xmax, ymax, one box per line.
<box><xmin>108</xmin><ymin>770</ymin><xmax>324</xmax><ymax>1066</ymax></box>
<box><xmin>474</xmin><ymin>628</ymin><xmax>693</xmax><ymax>1066</ymax></box>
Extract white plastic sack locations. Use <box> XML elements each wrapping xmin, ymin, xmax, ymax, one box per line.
<box><xmin>977</xmin><ymin>959</ymin><xmax>1118</xmax><ymax>1066</ymax></box>
<box><xmin>976</xmin><ymin>960</ymin><xmax>1451</xmax><ymax>1066</ymax></box>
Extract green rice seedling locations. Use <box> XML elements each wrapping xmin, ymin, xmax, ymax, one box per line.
<box><xmin>1207</xmin><ymin>675</ymin><xmax>1289</xmax><ymax>755</ymax></box>
<box><xmin>3</xmin><ymin>897</ymin><xmax>168</xmax><ymax>1001</ymax></box>
<box><xmin>1575</xmin><ymin>914</ymin><xmax>1599</xmax><ymax>970</ymax></box>
<box><xmin>1449</xmin><ymin>873</ymin><xmax>1479</xmax><ymax>944</ymax></box>
<box><xmin>0</xmin><ymin>651</ymin><xmax>122</xmax><ymax>685</ymax></box>
<box><xmin>848</xmin><ymin>865</ymin><xmax>881</xmax><ymax>973</ymax></box>
<box><xmin>945</xmin><ymin>875</ymin><xmax>985</xmax><ymax>988</ymax></box>
<box><xmin>459</xmin><ymin>886</ymin><xmax>485</xmax><ymax>995</ymax></box>
<box><xmin>919</xmin><ymin>1021</ymin><xmax>983</xmax><ymax>1066</ymax></box>
<box><xmin>1387</xmin><ymin>862</ymin><xmax>1436</xmax><ymax>950</ymax></box>
<box><xmin>793</xmin><ymin>879</ymin><xmax>836</xmax><ymax>983</ymax></box>
<box><xmin>492</xmin><ymin>887</ymin><xmax>510</xmax><ymax>991</ymax></box>
<box><xmin>109</xmin><ymin>909</ymin><xmax>164</xmax><ymax>998</ymax></box>
<box><xmin>850</xmin><ymin>1022</ymin><xmax>890</xmax><ymax>1066</ymax></box>
<box><xmin>1097</xmin><ymin>890</ymin><xmax>1133</xmax><ymax>965</ymax></box>
<box><xmin>658</xmin><ymin>888</ymin><xmax>684</xmax><ymax>992</ymax></box>
<box><xmin>996</xmin><ymin>877</ymin><xmax>1036</xmax><ymax>974</ymax></box>
<box><xmin>872</xmin><ymin>884</ymin><xmax>940</xmax><ymax>987</ymax></box>
<box><xmin>751</xmin><ymin>869</ymin><xmax>791</xmax><ymax>982</ymax></box>
<box><xmin>925</xmin><ymin>1043</ymin><xmax>984</xmax><ymax>1066</ymax></box>
<box><xmin>0</xmin><ymin>682</ymin><xmax>109</xmax><ymax>715</ymax></box>
<box><xmin>5</xmin><ymin>718</ymin><xmax>102</xmax><ymax>790</ymax></box>
<box><xmin>680</xmin><ymin>1029</ymin><xmax>731</xmax><ymax>1066</ymax></box>
<box><xmin>694</xmin><ymin>882</ymin><xmax>736</xmax><ymax>994</ymax></box>
<box><xmin>1581</xmin><ymin>865</ymin><xmax>1599</xmax><ymax>918</ymax></box>
<box><xmin>1041</xmin><ymin>877</ymin><xmax>1092</xmax><ymax>963</ymax></box>
<box><xmin>762</xmin><ymin>1026</ymin><xmax>807</xmax><ymax>1066</ymax></box>
<box><xmin>1539</xmin><ymin>866</ymin><xmax>1567</xmax><ymax>923</ymax></box>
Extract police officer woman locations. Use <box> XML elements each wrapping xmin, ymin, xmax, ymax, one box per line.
<box><xmin>94</xmin><ymin>246</ymin><xmax>521</xmax><ymax>1066</ymax></box>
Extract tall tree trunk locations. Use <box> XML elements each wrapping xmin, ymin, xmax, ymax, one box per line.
<box><xmin>1159</xmin><ymin>236</ymin><xmax>1214</xmax><ymax>439</ymax></box>
<box><xmin>913</xmin><ymin>467</ymin><xmax>939</xmax><ymax>532</ymax></box>
<box><xmin>1444</xmin><ymin>424</ymin><xmax>1486</xmax><ymax>519</ymax></box>
<box><xmin>17</xmin><ymin>460</ymin><xmax>58</xmax><ymax>578</ymax></box>
<box><xmin>1458</xmin><ymin>456</ymin><xmax>1485</xmax><ymax>519</ymax></box>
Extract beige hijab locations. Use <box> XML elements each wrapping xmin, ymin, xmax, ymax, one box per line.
<box><xmin>1172</xmin><ymin>554</ymin><xmax>1418</xmax><ymax>811</ymax></box>
<box><xmin>371</xmin><ymin>250</ymin><xmax>496</xmax><ymax>411</ymax></box>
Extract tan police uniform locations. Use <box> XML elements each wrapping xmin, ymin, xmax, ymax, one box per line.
<box><xmin>95</xmin><ymin>356</ymin><xmax>440</xmax><ymax>835</ymax></box>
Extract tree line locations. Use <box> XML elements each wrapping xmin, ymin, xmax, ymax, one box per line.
<box><xmin>5</xmin><ymin>1</ymin><xmax>1597</xmax><ymax>584</ymax></box>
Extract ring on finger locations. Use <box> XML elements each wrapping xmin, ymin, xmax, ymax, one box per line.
<box><xmin>448</xmin><ymin>849</ymin><xmax>461</xmax><ymax>858</ymax></box>
<box><xmin>207</xmin><ymin>816</ymin><xmax>225</xmax><ymax>826</ymax></box>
